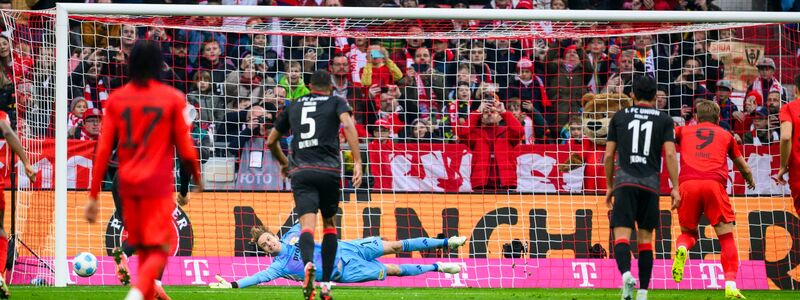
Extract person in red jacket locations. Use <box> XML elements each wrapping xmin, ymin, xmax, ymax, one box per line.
<box><xmin>458</xmin><ymin>100</ymin><xmax>524</xmax><ymax>190</ymax></box>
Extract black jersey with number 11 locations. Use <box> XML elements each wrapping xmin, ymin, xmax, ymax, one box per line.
<box><xmin>607</xmin><ymin>104</ymin><xmax>674</xmax><ymax>193</ymax></box>
<box><xmin>274</xmin><ymin>93</ymin><xmax>352</xmax><ymax>173</ymax></box>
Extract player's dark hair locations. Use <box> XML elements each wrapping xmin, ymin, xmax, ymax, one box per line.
<box><xmin>127</xmin><ymin>39</ymin><xmax>163</xmax><ymax>86</ymax></box>
<box><xmin>695</xmin><ymin>100</ymin><xmax>720</xmax><ymax>124</ymax></box>
<box><xmin>310</xmin><ymin>69</ymin><xmax>333</xmax><ymax>91</ymax></box>
<box><xmin>631</xmin><ymin>76</ymin><xmax>657</xmax><ymax>103</ymax></box>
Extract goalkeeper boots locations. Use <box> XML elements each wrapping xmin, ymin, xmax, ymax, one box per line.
<box><xmin>320</xmin><ymin>281</ymin><xmax>333</xmax><ymax>300</ymax></box>
<box><xmin>725</xmin><ymin>285</ymin><xmax>746</xmax><ymax>299</ymax></box>
<box><xmin>448</xmin><ymin>236</ymin><xmax>467</xmax><ymax>250</ymax></box>
<box><xmin>621</xmin><ymin>271</ymin><xmax>637</xmax><ymax>300</ymax></box>
<box><xmin>0</xmin><ymin>274</ymin><xmax>10</xmax><ymax>299</ymax></box>
<box><xmin>435</xmin><ymin>262</ymin><xmax>462</xmax><ymax>274</ymax></box>
<box><xmin>672</xmin><ymin>246</ymin><xmax>687</xmax><ymax>283</ymax></box>
<box><xmin>113</xmin><ymin>247</ymin><xmax>131</xmax><ymax>286</ymax></box>
<box><xmin>302</xmin><ymin>262</ymin><xmax>316</xmax><ymax>300</ymax></box>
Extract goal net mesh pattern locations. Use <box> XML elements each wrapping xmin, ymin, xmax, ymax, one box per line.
<box><xmin>0</xmin><ymin>8</ymin><xmax>798</xmax><ymax>290</ymax></box>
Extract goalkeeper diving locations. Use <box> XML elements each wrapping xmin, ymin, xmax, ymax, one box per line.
<box><xmin>210</xmin><ymin>223</ymin><xmax>467</xmax><ymax>289</ymax></box>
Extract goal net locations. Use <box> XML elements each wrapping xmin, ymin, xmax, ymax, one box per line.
<box><xmin>1</xmin><ymin>6</ymin><xmax>799</xmax><ymax>290</ymax></box>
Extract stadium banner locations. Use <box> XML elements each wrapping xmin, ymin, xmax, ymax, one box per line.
<box><xmin>368</xmin><ymin>143</ymin><xmax>473</xmax><ymax>192</ymax></box>
<box><xmin>30</xmin><ymin>192</ymin><xmax>798</xmax><ymax>290</ymax></box>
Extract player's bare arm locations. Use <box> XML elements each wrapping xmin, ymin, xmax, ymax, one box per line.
<box><xmin>776</xmin><ymin>121</ymin><xmax>793</xmax><ymax>185</ymax></box>
<box><xmin>603</xmin><ymin>141</ymin><xmax>617</xmax><ymax>208</ymax></box>
<box><xmin>664</xmin><ymin>141</ymin><xmax>680</xmax><ymax>210</ymax></box>
<box><xmin>732</xmin><ymin>156</ymin><xmax>756</xmax><ymax>189</ymax></box>
<box><xmin>0</xmin><ymin>120</ymin><xmax>35</xmax><ymax>183</ymax></box>
<box><xmin>266</xmin><ymin>128</ymin><xmax>289</xmax><ymax>178</ymax></box>
<box><xmin>339</xmin><ymin>112</ymin><xmax>362</xmax><ymax>188</ymax></box>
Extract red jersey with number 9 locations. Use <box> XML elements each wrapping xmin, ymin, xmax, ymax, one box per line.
<box><xmin>675</xmin><ymin>122</ymin><xmax>742</xmax><ymax>185</ymax></box>
<box><xmin>89</xmin><ymin>80</ymin><xmax>200</xmax><ymax>199</ymax></box>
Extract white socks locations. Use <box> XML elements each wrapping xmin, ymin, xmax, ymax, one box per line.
<box><xmin>124</xmin><ymin>288</ymin><xmax>143</xmax><ymax>300</ymax></box>
<box><xmin>155</xmin><ymin>280</ymin><xmax>162</xmax><ymax>287</ymax></box>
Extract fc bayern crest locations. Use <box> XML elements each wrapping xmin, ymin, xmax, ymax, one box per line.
<box><xmin>104</xmin><ymin>206</ymin><xmax>194</xmax><ymax>256</ymax></box>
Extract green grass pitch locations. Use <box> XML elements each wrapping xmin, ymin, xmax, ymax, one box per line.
<box><xmin>9</xmin><ymin>286</ymin><xmax>799</xmax><ymax>300</ymax></box>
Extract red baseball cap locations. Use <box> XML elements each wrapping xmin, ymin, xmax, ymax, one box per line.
<box><xmin>84</xmin><ymin>108</ymin><xmax>102</xmax><ymax>121</ymax></box>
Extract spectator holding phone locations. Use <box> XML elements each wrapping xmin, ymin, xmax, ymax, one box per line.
<box><xmin>458</xmin><ymin>100</ymin><xmax>524</xmax><ymax>191</ymax></box>
<box><xmin>398</xmin><ymin>47</ymin><xmax>446</xmax><ymax>113</ymax></box>
<box><xmin>361</xmin><ymin>45</ymin><xmax>403</xmax><ymax>87</ymax></box>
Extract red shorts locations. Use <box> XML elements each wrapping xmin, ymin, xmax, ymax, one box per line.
<box><xmin>678</xmin><ymin>180</ymin><xmax>735</xmax><ymax>230</ymax></box>
<box><xmin>122</xmin><ymin>196</ymin><xmax>176</xmax><ymax>247</ymax></box>
<box><xmin>790</xmin><ymin>183</ymin><xmax>800</xmax><ymax>215</ymax></box>
<box><xmin>0</xmin><ymin>191</ymin><xmax>5</xmax><ymax>211</ymax></box>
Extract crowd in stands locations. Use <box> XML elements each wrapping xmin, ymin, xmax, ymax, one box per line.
<box><xmin>0</xmin><ymin>0</ymin><xmax>794</xmax><ymax>190</ymax></box>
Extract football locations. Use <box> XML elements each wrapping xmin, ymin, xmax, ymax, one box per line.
<box><xmin>73</xmin><ymin>252</ymin><xmax>97</xmax><ymax>277</ymax></box>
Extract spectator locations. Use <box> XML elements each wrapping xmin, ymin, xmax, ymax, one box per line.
<box><xmin>398</xmin><ymin>47</ymin><xmax>446</xmax><ymax>113</ymax></box>
<box><xmin>67</xmin><ymin>97</ymin><xmax>88</xmax><ymax>135</ymax></box>
<box><xmin>485</xmin><ymin>38</ymin><xmax>520</xmax><ymax>90</ymax></box>
<box><xmin>453</xmin><ymin>63</ymin><xmax>479</xmax><ymax>97</ymax></box>
<box><xmin>747</xmin><ymin>57</ymin><xmax>786</xmax><ymax>102</ymax></box>
<box><xmin>732</xmin><ymin>91</ymin><xmax>761</xmax><ymax>140</ymax></box>
<box><xmin>766</xmin><ymin>90</ymin><xmax>782</xmax><ymax>129</ymax></box>
<box><xmin>192</xmin><ymin>38</ymin><xmax>229</xmax><ymax>96</ymax></box>
<box><xmin>188</xmin><ymin>71</ymin><xmax>226</xmax><ymax>130</ymax></box>
<box><xmin>467</xmin><ymin>40</ymin><xmax>493</xmax><ymax>85</ymax></box>
<box><xmin>507</xmin><ymin>98</ymin><xmax>541</xmax><ymax>144</ymax></box>
<box><xmin>69</xmin><ymin>49</ymin><xmax>110</xmax><ymax>110</ymax></box>
<box><xmin>680</xmin><ymin>0</ymin><xmax>722</xmax><ymax>11</ymax></box>
<box><xmin>118</xmin><ymin>24</ymin><xmax>137</xmax><ymax>56</ymax></box>
<box><xmin>227</xmin><ymin>105</ymin><xmax>277</xmax><ymax>155</ymax></box>
<box><xmin>184</xmin><ymin>18</ymin><xmax>227</xmax><ymax>65</ymax></box>
<box><xmin>164</xmin><ymin>31</ymin><xmax>192</xmax><ymax>93</ymax></box>
<box><xmin>504</xmin><ymin>57</ymin><xmax>550</xmax><ymax>125</ymax></box>
<box><xmin>562</xmin><ymin>114</ymin><xmax>583</xmax><ymax>145</ymax></box>
<box><xmin>743</xmin><ymin>106</ymin><xmax>778</xmax><ymax>145</ymax></box>
<box><xmin>393</xmin><ymin>26</ymin><xmax>426</xmax><ymax>70</ymax></box>
<box><xmin>655</xmin><ymin>87</ymin><xmax>668</xmax><ymax>111</ymax></box>
<box><xmin>603</xmin><ymin>73</ymin><xmax>625</xmax><ymax>94</ymax></box>
<box><xmin>330</xmin><ymin>54</ymin><xmax>375</xmax><ymax>126</ymax></box>
<box><xmin>279</xmin><ymin>61</ymin><xmax>310</xmax><ymax>100</ymax></box>
<box><xmin>689</xmin><ymin>38</ymin><xmax>724</xmax><ymax>91</ymax></box>
<box><xmin>263</xmin><ymin>85</ymin><xmax>288</xmax><ymax>111</ymax></box>
<box><xmin>440</xmin><ymin>81</ymin><xmax>474</xmax><ymax>141</ymax></box>
<box><xmin>373</xmin><ymin>84</ymin><xmax>419</xmax><ymax>129</ymax></box>
<box><xmin>400</xmin><ymin>118</ymin><xmax>435</xmax><ymax>143</ymax></box>
<box><xmin>459</xmin><ymin>100</ymin><xmax>524</xmax><ymax>190</ymax></box>
<box><xmin>585</xmin><ymin>36</ymin><xmax>615</xmax><ymax>93</ymax></box>
<box><xmin>484</xmin><ymin>0</ymin><xmax>514</xmax><ymax>9</ymax></box>
<box><xmin>346</xmin><ymin>37</ymin><xmax>370</xmax><ymax>83</ymax></box>
<box><xmin>713</xmin><ymin>80</ymin><xmax>738</xmax><ymax>131</ymax></box>
<box><xmin>550</xmin><ymin>0</ymin><xmax>567</xmax><ymax>9</ymax></box>
<box><xmin>668</xmin><ymin>58</ymin><xmax>709</xmax><ymax>119</ymax></box>
<box><xmin>432</xmin><ymin>39</ymin><xmax>456</xmax><ymax>77</ymax></box>
<box><xmin>289</xmin><ymin>35</ymin><xmax>330</xmax><ymax>73</ymax></box>
<box><xmin>225</xmin><ymin>52</ymin><xmax>274</xmax><ymax>105</ymax></box>
<box><xmin>237</xmin><ymin>21</ymin><xmax>280</xmax><ymax>76</ymax></box>
<box><xmin>633</xmin><ymin>34</ymin><xmax>670</xmax><ymax>85</ymax></box>
<box><xmin>545</xmin><ymin>43</ymin><xmax>590</xmax><ymax>134</ymax></box>
<box><xmin>361</xmin><ymin>46</ymin><xmax>403</xmax><ymax>87</ymax></box>
<box><xmin>369</xmin><ymin>118</ymin><xmax>395</xmax><ymax>147</ymax></box>
<box><xmin>70</xmin><ymin>108</ymin><xmax>101</xmax><ymax>141</ymax></box>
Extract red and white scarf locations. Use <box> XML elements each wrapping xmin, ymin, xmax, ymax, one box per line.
<box><xmin>84</xmin><ymin>79</ymin><xmax>108</xmax><ymax>109</ymax></box>
<box><xmin>751</xmin><ymin>78</ymin><xmax>782</xmax><ymax>100</ymax></box>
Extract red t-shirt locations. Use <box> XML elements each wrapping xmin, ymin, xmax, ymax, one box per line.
<box><xmin>779</xmin><ymin>100</ymin><xmax>800</xmax><ymax>179</ymax></box>
<box><xmin>675</xmin><ymin>122</ymin><xmax>742</xmax><ymax>185</ymax></box>
<box><xmin>89</xmin><ymin>80</ymin><xmax>200</xmax><ymax>199</ymax></box>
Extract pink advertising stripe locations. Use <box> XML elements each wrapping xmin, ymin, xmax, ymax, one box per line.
<box><xmin>15</xmin><ymin>257</ymin><xmax>768</xmax><ymax>290</ymax></box>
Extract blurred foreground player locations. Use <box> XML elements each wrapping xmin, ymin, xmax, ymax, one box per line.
<box><xmin>775</xmin><ymin>74</ymin><xmax>800</xmax><ymax>217</ymax></box>
<box><xmin>671</xmin><ymin>100</ymin><xmax>754</xmax><ymax>299</ymax></box>
<box><xmin>0</xmin><ymin>112</ymin><xmax>35</xmax><ymax>298</ymax></box>
<box><xmin>604</xmin><ymin>77</ymin><xmax>680</xmax><ymax>300</ymax></box>
<box><xmin>267</xmin><ymin>69</ymin><xmax>363</xmax><ymax>300</ymax></box>
<box><xmin>85</xmin><ymin>40</ymin><xmax>202</xmax><ymax>300</ymax></box>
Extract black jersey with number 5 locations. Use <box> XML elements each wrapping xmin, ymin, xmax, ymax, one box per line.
<box><xmin>274</xmin><ymin>93</ymin><xmax>352</xmax><ymax>173</ymax></box>
<box><xmin>607</xmin><ymin>104</ymin><xmax>675</xmax><ymax>192</ymax></box>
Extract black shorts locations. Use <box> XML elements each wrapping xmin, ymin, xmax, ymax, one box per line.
<box><xmin>610</xmin><ymin>185</ymin><xmax>660</xmax><ymax>230</ymax></box>
<box><xmin>290</xmin><ymin>169</ymin><xmax>341</xmax><ymax>218</ymax></box>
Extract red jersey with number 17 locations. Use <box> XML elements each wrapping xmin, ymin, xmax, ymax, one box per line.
<box><xmin>779</xmin><ymin>100</ymin><xmax>800</xmax><ymax>179</ymax></box>
<box><xmin>675</xmin><ymin>122</ymin><xmax>742</xmax><ymax>185</ymax></box>
<box><xmin>89</xmin><ymin>80</ymin><xmax>200</xmax><ymax>199</ymax></box>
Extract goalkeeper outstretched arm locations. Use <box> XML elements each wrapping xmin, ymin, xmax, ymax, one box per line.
<box><xmin>210</xmin><ymin>267</ymin><xmax>283</xmax><ymax>289</ymax></box>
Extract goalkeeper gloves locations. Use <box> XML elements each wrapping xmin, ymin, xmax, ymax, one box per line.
<box><xmin>209</xmin><ymin>275</ymin><xmax>233</xmax><ymax>289</ymax></box>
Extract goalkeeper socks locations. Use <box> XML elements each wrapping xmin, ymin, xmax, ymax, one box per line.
<box><xmin>401</xmin><ymin>237</ymin><xmax>447</xmax><ymax>252</ymax></box>
<box><xmin>398</xmin><ymin>264</ymin><xmax>437</xmax><ymax>276</ymax></box>
<box><xmin>638</xmin><ymin>243</ymin><xmax>653</xmax><ymax>290</ymax></box>
<box><xmin>0</xmin><ymin>234</ymin><xmax>8</xmax><ymax>278</ymax></box>
<box><xmin>299</xmin><ymin>229</ymin><xmax>315</xmax><ymax>265</ymax></box>
<box><xmin>321</xmin><ymin>228</ymin><xmax>338</xmax><ymax>282</ymax></box>
<box><xmin>613</xmin><ymin>238</ymin><xmax>632</xmax><ymax>274</ymax></box>
<box><xmin>676</xmin><ymin>230</ymin><xmax>698</xmax><ymax>250</ymax></box>
<box><xmin>136</xmin><ymin>248</ymin><xmax>167</xmax><ymax>300</ymax></box>
<box><xmin>719</xmin><ymin>232</ymin><xmax>739</xmax><ymax>281</ymax></box>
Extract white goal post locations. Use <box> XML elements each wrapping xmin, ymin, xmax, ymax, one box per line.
<box><xmin>51</xmin><ymin>3</ymin><xmax>800</xmax><ymax>288</ymax></box>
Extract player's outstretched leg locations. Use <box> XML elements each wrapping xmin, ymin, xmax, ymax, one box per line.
<box><xmin>320</xmin><ymin>225</ymin><xmax>337</xmax><ymax>300</ymax></box>
<box><xmin>153</xmin><ymin>280</ymin><xmax>171</xmax><ymax>300</ymax></box>
<box><xmin>386</xmin><ymin>263</ymin><xmax>461</xmax><ymax>277</ymax></box>
<box><xmin>673</xmin><ymin>229</ymin><xmax>698</xmax><ymax>283</ymax></box>
<box><xmin>133</xmin><ymin>247</ymin><xmax>168</xmax><ymax>300</ymax></box>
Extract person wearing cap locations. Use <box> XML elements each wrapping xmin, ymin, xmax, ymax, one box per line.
<box><xmin>504</xmin><ymin>57</ymin><xmax>551</xmax><ymax>129</ymax></box>
<box><xmin>370</xmin><ymin>118</ymin><xmax>395</xmax><ymax>146</ymax></box>
<box><xmin>714</xmin><ymin>80</ymin><xmax>739</xmax><ymax>131</ymax></box>
<box><xmin>545</xmin><ymin>42</ymin><xmax>591</xmax><ymax>135</ymax></box>
<box><xmin>70</xmin><ymin>108</ymin><xmax>102</xmax><ymax>141</ymax></box>
<box><xmin>747</xmin><ymin>57</ymin><xmax>785</xmax><ymax>102</ymax></box>
<box><xmin>743</xmin><ymin>106</ymin><xmax>779</xmax><ymax>145</ymax></box>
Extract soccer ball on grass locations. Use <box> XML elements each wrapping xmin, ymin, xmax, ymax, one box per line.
<box><xmin>73</xmin><ymin>252</ymin><xmax>97</xmax><ymax>277</ymax></box>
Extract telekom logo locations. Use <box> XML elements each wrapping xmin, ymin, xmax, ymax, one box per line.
<box><xmin>443</xmin><ymin>263</ymin><xmax>469</xmax><ymax>287</ymax></box>
<box><xmin>571</xmin><ymin>262</ymin><xmax>598</xmax><ymax>287</ymax></box>
<box><xmin>699</xmin><ymin>263</ymin><xmax>725</xmax><ymax>289</ymax></box>
<box><xmin>184</xmin><ymin>259</ymin><xmax>210</xmax><ymax>284</ymax></box>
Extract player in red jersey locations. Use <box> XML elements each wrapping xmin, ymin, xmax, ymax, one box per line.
<box><xmin>776</xmin><ymin>74</ymin><xmax>800</xmax><ymax>217</ymax></box>
<box><xmin>0</xmin><ymin>112</ymin><xmax>35</xmax><ymax>298</ymax></box>
<box><xmin>671</xmin><ymin>100</ymin><xmax>754</xmax><ymax>299</ymax></box>
<box><xmin>84</xmin><ymin>40</ymin><xmax>201</xmax><ymax>300</ymax></box>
